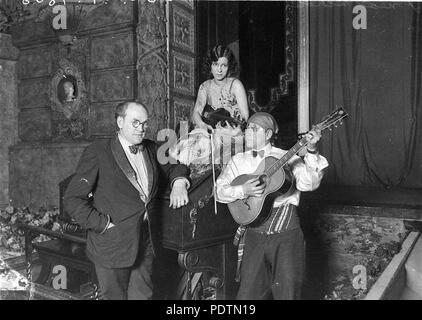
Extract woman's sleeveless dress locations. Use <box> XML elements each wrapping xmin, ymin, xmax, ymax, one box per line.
<box><xmin>203</xmin><ymin>78</ymin><xmax>244</xmax><ymax>126</ymax></box>
<box><xmin>169</xmin><ymin>78</ymin><xmax>245</xmax><ymax>179</ymax></box>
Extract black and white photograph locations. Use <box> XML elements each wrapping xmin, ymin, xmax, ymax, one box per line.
<box><xmin>0</xmin><ymin>0</ymin><xmax>421</xmax><ymax>306</ymax></box>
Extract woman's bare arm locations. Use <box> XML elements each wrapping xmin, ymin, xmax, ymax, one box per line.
<box><xmin>192</xmin><ymin>82</ymin><xmax>212</xmax><ymax>130</ymax></box>
<box><xmin>232</xmin><ymin>79</ymin><xmax>249</xmax><ymax>121</ymax></box>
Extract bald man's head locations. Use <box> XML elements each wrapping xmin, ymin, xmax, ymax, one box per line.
<box><xmin>116</xmin><ymin>101</ymin><xmax>149</xmax><ymax>145</ymax></box>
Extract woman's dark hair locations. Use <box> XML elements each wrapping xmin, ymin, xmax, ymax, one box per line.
<box><xmin>202</xmin><ymin>44</ymin><xmax>238</xmax><ymax>78</ymax></box>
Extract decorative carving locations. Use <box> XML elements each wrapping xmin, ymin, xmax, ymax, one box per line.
<box><xmin>172</xmin><ymin>6</ymin><xmax>195</xmax><ymax>53</ymax></box>
<box><xmin>173</xmin><ymin>97</ymin><xmax>193</xmax><ymax>128</ymax></box>
<box><xmin>50</xmin><ymin>59</ymin><xmax>88</xmax><ymax>141</ymax></box>
<box><xmin>50</xmin><ymin>59</ymin><xmax>87</xmax><ymax>120</ymax></box>
<box><xmin>56</xmin><ymin>37</ymin><xmax>90</xmax><ymax>75</ymax></box>
<box><xmin>137</xmin><ymin>53</ymin><xmax>168</xmax><ymax>139</ymax></box>
<box><xmin>178</xmin><ymin>252</ymin><xmax>199</xmax><ymax>271</ymax></box>
<box><xmin>54</xmin><ymin>118</ymin><xmax>85</xmax><ymax>140</ymax></box>
<box><xmin>138</xmin><ymin>0</ymin><xmax>167</xmax><ymax>46</ymax></box>
<box><xmin>0</xmin><ymin>33</ymin><xmax>19</xmax><ymax>60</ymax></box>
<box><xmin>0</xmin><ymin>0</ymin><xmax>30</xmax><ymax>34</ymax></box>
<box><xmin>188</xmin><ymin>191</ymin><xmax>214</xmax><ymax>240</ymax></box>
<box><xmin>173</xmin><ymin>53</ymin><xmax>194</xmax><ymax>95</ymax></box>
<box><xmin>176</xmin><ymin>245</ymin><xmax>229</xmax><ymax>290</ymax></box>
<box><xmin>137</xmin><ymin>0</ymin><xmax>168</xmax><ymax>138</ymax></box>
<box><xmin>279</xmin><ymin>2</ymin><xmax>296</xmax><ymax>96</ymax></box>
<box><xmin>247</xmin><ymin>2</ymin><xmax>297</xmax><ymax>112</ymax></box>
<box><xmin>248</xmin><ymin>87</ymin><xmax>283</xmax><ymax>113</ymax></box>
<box><xmin>177</xmin><ymin>0</ymin><xmax>195</xmax><ymax>11</ymax></box>
<box><xmin>189</xmin><ymin>207</ymin><xmax>198</xmax><ymax>239</ymax></box>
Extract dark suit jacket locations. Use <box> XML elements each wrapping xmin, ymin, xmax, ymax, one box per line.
<box><xmin>63</xmin><ymin>135</ymin><xmax>190</xmax><ymax>268</ymax></box>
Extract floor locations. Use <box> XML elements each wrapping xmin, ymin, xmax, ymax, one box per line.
<box><xmin>303</xmin><ymin>185</ymin><xmax>422</xmax><ymax>210</ymax></box>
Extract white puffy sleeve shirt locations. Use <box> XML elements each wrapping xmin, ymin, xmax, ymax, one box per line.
<box><xmin>216</xmin><ymin>144</ymin><xmax>329</xmax><ymax>208</ymax></box>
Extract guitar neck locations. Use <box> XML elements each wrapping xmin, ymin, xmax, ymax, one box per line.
<box><xmin>262</xmin><ymin>107</ymin><xmax>347</xmax><ymax>177</ymax></box>
<box><xmin>265</xmin><ymin>137</ymin><xmax>309</xmax><ymax>177</ymax></box>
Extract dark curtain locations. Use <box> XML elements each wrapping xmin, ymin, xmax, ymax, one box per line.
<box><xmin>196</xmin><ymin>1</ymin><xmax>287</xmax><ymax>102</ymax></box>
<box><xmin>238</xmin><ymin>1</ymin><xmax>285</xmax><ymax>105</ymax></box>
<box><xmin>310</xmin><ymin>2</ymin><xmax>422</xmax><ymax>188</ymax></box>
<box><xmin>196</xmin><ymin>1</ymin><xmax>239</xmax><ymax>86</ymax></box>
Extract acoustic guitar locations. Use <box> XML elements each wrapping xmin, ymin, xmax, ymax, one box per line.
<box><xmin>227</xmin><ymin>107</ymin><xmax>348</xmax><ymax>226</ymax></box>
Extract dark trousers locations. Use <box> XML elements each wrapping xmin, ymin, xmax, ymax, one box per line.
<box><xmin>94</xmin><ymin>227</ymin><xmax>154</xmax><ymax>300</ymax></box>
<box><xmin>237</xmin><ymin>228</ymin><xmax>305</xmax><ymax>300</ymax></box>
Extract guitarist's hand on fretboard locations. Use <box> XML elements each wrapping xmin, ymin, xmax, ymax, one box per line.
<box><xmin>305</xmin><ymin>126</ymin><xmax>322</xmax><ymax>150</ymax></box>
<box><xmin>242</xmin><ymin>177</ymin><xmax>266</xmax><ymax>197</ymax></box>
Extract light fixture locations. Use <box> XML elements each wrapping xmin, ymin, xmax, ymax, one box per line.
<box><xmin>53</xmin><ymin>1</ymin><xmax>106</xmax><ymax>47</ymax></box>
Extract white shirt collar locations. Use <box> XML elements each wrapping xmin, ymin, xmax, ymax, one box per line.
<box><xmin>118</xmin><ymin>133</ymin><xmax>133</xmax><ymax>152</ymax></box>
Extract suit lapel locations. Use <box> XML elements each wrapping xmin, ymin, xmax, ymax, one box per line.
<box><xmin>110</xmin><ymin>135</ymin><xmax>147</xmax><ymax>202</ymax></box>
<box><xmin>142</xmin><ymin>142</ymin><xmax>158</xmax><ymax>198</ymax></box>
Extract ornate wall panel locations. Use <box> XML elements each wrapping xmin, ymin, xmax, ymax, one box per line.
<box><xmin>172</xmin><ymin>53</ymin><xmax>195</xmax><ymax>96</ymax></box>
<box><xmin>18</xmin><ymin>78</ymin><xmax>50</xmax><ymax>110</ymax></box>
<box><xmin>19</xmin><ymin>45</ymin><xmax>52</xmax><ymax>79</ymax></box>
<box><xmin>11</xmin><ymin>20</ymin><xmax>55</xmax><ymax>46</ymax></box>
<box><xmin>9</xmin><ymin>1</ymin><xmax>138</xmax><ymax>207</ymax></box>
<box><xmin>90</xmin><ymin>68</ymin><xmax>136</xmax><ymax>102</ymax></box>
<box><xmin>177</xmin><ymin>0</ymin><xmax>194</xmax><ymax>10</ymax></box>
<box><xmin>137</xmin><ymin>0</ymin><xmax>168</xmax><ymax>140</ymax></box>
<box><xmin>168</xmin><ymin>0</ymin><xmax>195</xmax><ymax>130</ymax></box>
<box><xmin>0</xmin><ymin>60</ymin><xmax>18</xmax><ymax>206</ymax></box>
<box><xmin>9</xmin><ymin>146</ymin><xmax>43</xmax><ymax>207</ymax></box>
<box><xmin>279</xmin><ymin>2</ymin><xmax>297</xmax><ymax>96</ymax></box>
<box><xmin>88</xmin><ymin>102</ymin><xmax>118</xmax><ymax>137</ymax></box>
<box><xmin>0</xmin><ymin>33</ymin><xmax>19</xmax><ymax>207</ymax></box>
<box><xmin>172</xmin><ymin>5</ymin><xmax>195</xmax><ymax>53</ymax></box>
<box><xmin>91</xmin><ymin>31</ymin><xmax>135</xmax><ymax>70</ymax></box>
<box><xmin>9</xmin><ymin>143</ymin><xmax>89</xmax><ymax>207</ymax></box>
<box><xmin>18</xmin><ymin>109</ymin><xmax>51</xmax><ymax>142</ymax></box>
<box><xmin>78</xmin><ymin>0</ymin><xmax>135</xmax><ymax>31</ymax></box>
<box><xmin>173</xmin><ymin>96</ymin><xmax>194</xmax><ymax>126</ymax></box>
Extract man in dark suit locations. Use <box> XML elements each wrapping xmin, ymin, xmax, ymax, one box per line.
<box><xmin>64</xmin><ymin>101</ymin><xmax>190</xmax><ymax>300</ymax></box>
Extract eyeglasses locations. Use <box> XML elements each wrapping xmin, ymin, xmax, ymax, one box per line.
<box><xmin>131</xmin><ymin>119</ymin><xmax>149</xmax><ymax>130</ymax></box>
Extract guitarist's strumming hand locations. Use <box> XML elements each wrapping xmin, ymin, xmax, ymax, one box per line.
<box><xmin>305</xmin><ymin>126</ymin><xmax>322</xmax><ymax>152</ymax></box>
<box><xmin>242</xmin><ymin>177</ymin><xmax>266</xmax><ymax>197</ymax></box>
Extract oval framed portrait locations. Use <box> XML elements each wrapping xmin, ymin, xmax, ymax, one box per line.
<box><xmin>50</xmin><ymin>59</ymin><xmax>87</xmax><ymax>119</ymax></box>
<box><xmin>58</xmin><ymin>75</ymin><xmax>78</xmax><ymax>104</ymax></box>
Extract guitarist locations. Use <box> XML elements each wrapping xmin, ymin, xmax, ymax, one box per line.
<box><xmin>216</xmin><ymin>112</ymin><xmax>329</xmax><ymax>300</ymax></box>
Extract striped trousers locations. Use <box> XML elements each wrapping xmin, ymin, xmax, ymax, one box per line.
<box><xmin>234</xmin><ymin>204</ymin><xmax>305</xmax><ymax>300</ymax></box>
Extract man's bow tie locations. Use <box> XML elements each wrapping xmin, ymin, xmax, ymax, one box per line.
<box><xmin>252</xmin><ymin>150</ymin><xmax>265</xmax><ymax>158</ymax></box>
<box><xmin>129</xmin><ymin>143</ymin><xmax>144</xmax><ymax>154</ymax></box>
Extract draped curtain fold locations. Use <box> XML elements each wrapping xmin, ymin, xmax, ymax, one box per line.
<box><xmin>310</xmin><ymin>2</ymin><xmax>422</xmax><ymax>188</ymax></box>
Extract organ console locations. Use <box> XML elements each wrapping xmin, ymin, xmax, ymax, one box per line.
<box><xmin>151</xmin><ymin>170</ymin><xmax>238</xmax><ymax>299</ymax></box>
